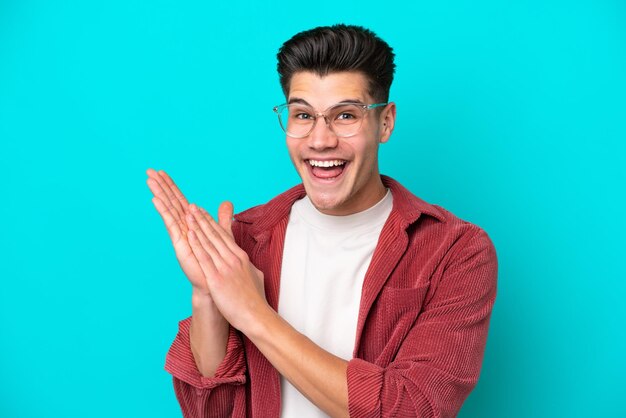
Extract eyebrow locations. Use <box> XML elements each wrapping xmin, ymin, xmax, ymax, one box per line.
<box><xmin>287</xmin><ymin>97</ymin><xmax>311</xmax><ymax>105</ymax></box>
<box><xmin>287</xmin><ymin>97</ymin><xmax>366</xmax><ymax>106</ymax></box>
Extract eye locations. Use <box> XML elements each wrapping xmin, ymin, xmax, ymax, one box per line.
<box><xmin>289</xmin><ymin>106</ymin><xmax>315</xmax><ymax>121</ymax></box>
<box><xmin>336</xmin><ymin>112</ymin><xmax>357</xmax><ymax>120</ymax></box>
<box><xmin>332</xmin><ymin>104</ymin><xmax>362</xmax><ymax>122</ymax></box>
<box><xmin>295</xmin><ymin>112</ymin><xmax>313</xmax><ymax>120</ymax></box>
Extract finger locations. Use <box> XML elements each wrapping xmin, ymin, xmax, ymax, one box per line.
<box><xmin>152</xmin><ymin>196</ymin><xmax>184</xmax><ymax>245</ymax></box>
<box><xmin>189</xmin><ymin>204</ymin><xmax>239</xmax><ymax>261</ymax></box>
<box><xmin>147</xmin><ymin>169</ymin><xmax>185</xmax><ymax>218</ymax></box>
<box><xmin>155</xmin><ymin>196</ymin><xmax>198</xmax><ymax>263</ymax></box>
<box><xmin>196</xmin><ymin>206</ymin><xmax>244</xmax><ymax>258</ymax></box>
<box><xmin>157</xmin><ymin>170</ymin><xmax>189</xmax><ymax>216</ymax></box>
<box><xmin>217</xmin><ymin>201</ymin><xmax>234</xmax><ymax>238</ymax></box>
<box><xmin>146</xmin><ymin>176</ymin><xmax>185</xmax><ymax>225</ymax></box>
<box><xmin>187</xmin><ymin>229</ymin><xmax>219</xmax><ymax>280</ymax></box>
<box><xmin>158</xmin><ymin>170</ymin><xmax>191</xmax><ymax>212</ymax></box>
<box><xmin>150</xmin><ymin>170</ymin><xmax>186</xmax><ymax>220</ymax></box>
<box><xmin>186</xmin><ymin>207</ymin><xmax>225</xmax><ymax>264</ymax></box>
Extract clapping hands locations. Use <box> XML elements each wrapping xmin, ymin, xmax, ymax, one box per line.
<box><xmin>146</xmin><ymin>169</ymin><xmax>268</xmax><ymax>332</ymax></box>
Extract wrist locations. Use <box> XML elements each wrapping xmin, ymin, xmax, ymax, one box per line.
<box><xmin>191</xmin><ymin>287</ymin><xmax>212</xmax><ymax>304</ymax></box>
<box><xmin>191</xmin><ymin>289</ymin><xmax>222</xmax><ymax>316</ymax></box>
<box><xmin>191</xmin><ymin>289</ymin><xmax>231</xmax><ymax>333</ymax></box>
<box><xmin>242</xmin><ymin>303</ymin><xmax>279</xmax><ymax>342</ymax></box>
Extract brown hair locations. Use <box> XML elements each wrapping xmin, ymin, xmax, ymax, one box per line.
<box><xmin>277</xmin><ymin>24</ymin><xmax>396</xmax><ymax>102</ymax></box>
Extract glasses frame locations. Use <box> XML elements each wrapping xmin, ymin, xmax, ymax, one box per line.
<box><xmin>272</xmin><ymin>101</ymin><xmax>389</xmax><ymax>139</ymax></box>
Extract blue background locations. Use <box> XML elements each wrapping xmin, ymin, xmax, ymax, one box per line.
<box><xmin>1</xmin><ymin>1</ymin><xmax>624</xmax><ymax>417</ymax></box>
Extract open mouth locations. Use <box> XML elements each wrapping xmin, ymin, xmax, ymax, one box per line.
<box><xmin>307</xmin><ymin>159</ymin><xmax>348</xmax><ymax>181</ymax></box>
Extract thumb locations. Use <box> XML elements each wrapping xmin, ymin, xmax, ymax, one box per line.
<box><xmin>217</xmin><ymin>201</ymin><xmax>234</xmax><ymax>237</ymax></box>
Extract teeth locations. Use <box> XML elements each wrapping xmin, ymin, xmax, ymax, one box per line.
<box><xmin>308</xmin><ymin>160</ymin><xmax>346</xmax><ymax>167</ymax></box>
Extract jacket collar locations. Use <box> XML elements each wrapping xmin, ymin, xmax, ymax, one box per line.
<box><xmin>234</xmin><ymin>175</ymin><xmax>446</xmax><ymax>240</ymax></box>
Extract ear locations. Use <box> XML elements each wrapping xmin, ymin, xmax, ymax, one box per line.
<box><xmin>379</xmin><ymin>102</ymin><xmax>396</xmax><ymax>144</ymax></box>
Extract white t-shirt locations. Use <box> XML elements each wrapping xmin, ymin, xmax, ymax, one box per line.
<box><xmin>278</xmin><ymin>190</ymin><xmax>393</xmax><ymax>417</ymax></box>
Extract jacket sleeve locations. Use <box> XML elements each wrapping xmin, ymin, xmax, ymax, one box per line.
<box><xmin>346</xmin><ymin>227</ymin><xmax>498</xmax><ymax>418</ymax></box>
<box><xmin>165</xmin><ymin>317</ymin><xmax>247</xmax><ymax>417</ymax></box>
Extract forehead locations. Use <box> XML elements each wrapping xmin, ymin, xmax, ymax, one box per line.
<box><xmin>288</xmin><ymin>71</ymin><xmax>372</xmax><ymax>108</ymax></box>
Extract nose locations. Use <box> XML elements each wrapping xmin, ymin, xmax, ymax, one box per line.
<box><xmin>307</xmin><ymin>116</ymin><xmax>339</xmax><ymax>150</ymax></box>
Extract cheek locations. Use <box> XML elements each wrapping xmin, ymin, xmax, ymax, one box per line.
<box><xmin>285</xmin><ymin>140</ymin><xmax>300</xmax><ymax>163</ymax></box>
<box><xmin>349</xmin><ymin>138</ymin><xmax>379</xmax><ymax>164</ymax></box>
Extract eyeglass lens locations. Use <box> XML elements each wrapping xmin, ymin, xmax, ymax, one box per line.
<box><xmin>278</xmin><ymin>104</ymin><xmax>366</xmax><ymax>138</ymax></box>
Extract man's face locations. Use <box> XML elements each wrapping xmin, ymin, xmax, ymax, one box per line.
<box><xmin>285</xmin><ymin>71</ymin><xmax>395</xmax><ymax>216</ymax></box>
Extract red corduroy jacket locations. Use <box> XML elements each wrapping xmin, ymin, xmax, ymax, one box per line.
<box><xmin>165</xmin><ymin>176</ymin><xmax>498</xmax><ymax>417</ymax></box>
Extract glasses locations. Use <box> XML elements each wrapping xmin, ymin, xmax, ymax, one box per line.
<box><xmin>273</xmin><ymin>102</ymin><xmax>388</xmax><ymax>138</ymax></box>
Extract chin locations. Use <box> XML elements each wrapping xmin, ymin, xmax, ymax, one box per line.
<box><xmin>298</xmin><ymin>165</ymin><xmax>357</xmax><ymax>215</ymax></box>
<box><xmin>306</xmin><ymin>190</ymin><xmax>352</xmax><ymax>215</ymax></box>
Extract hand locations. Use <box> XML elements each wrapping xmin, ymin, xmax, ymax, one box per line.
<box><xmin>186</xmin><ymin>203</ymin><xmax>269</xmax><ymax>332</ymax></box>
<box><xmin>146</xmin><ymin>169</ymin><xmax>232</xmax><ymax>297</ymax></box>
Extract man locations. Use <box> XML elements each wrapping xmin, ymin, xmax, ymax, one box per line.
<box><xmin>147</xmin><ymin>24</ymin><xmax>497</xmax><ymax>417</ymax></box>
